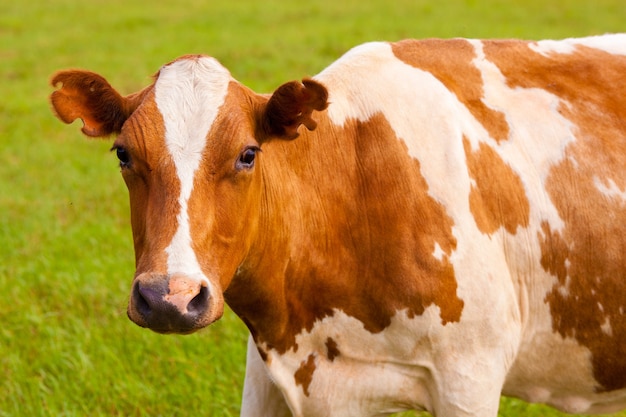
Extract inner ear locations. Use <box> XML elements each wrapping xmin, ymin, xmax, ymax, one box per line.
<box><xmin>261</xmin><ymin>78</ymin><xmax>328</xmax><ymax>140</ymax></box>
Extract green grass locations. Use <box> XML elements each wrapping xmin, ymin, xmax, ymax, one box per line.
<box><xmin>1</xmin><ymin>0</ymin><xmax>625</xmax><ymax>415</ymax></box>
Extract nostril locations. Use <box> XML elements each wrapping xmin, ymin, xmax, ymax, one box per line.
<box><xmin>187</xmin><ymin>284</ymin><xmax>209</xmax><ymax>316</ymax></box>
<box><xmin>133</xmin><ymin>281</ymin><xmax>161</xmax><ymax>318</ymax></box>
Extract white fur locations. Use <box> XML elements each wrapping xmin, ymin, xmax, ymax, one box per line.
<box><xmin>241</xmin><ymin>335</ymin><xmax>292</xmax><ymax>417</ymax></box>
<box><xmin>531</xmin><ymin>34</ymin><xmax>626</xmax><ymax>56</ymax></box>
<box><xmin>263</xmin><ymin>309</ymin><xmax>442</xmax><ymax>416</ymax></box>
<box><xmin>594</xmin><ymin>176</ymin><xmax>626</xmax><ymax>201</ymax></box>
<box><xmin>154</xmin><ymin>57</ymin><xmax>231</xmax><ymax>285</ymax></box>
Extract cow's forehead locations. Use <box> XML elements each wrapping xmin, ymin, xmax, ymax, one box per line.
<box><xmin>154</xmin><ymin>55</ymin><xmax>231</xmax><ymax>152</ymax></box>
<box><xmin>153</xmin><ymin>55</ymin><xmax>231</xmax><ymax>278</ymax></box>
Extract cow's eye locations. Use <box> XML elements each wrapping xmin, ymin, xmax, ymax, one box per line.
<box><xmin>236</xmin><ymin>146</ymin><xmax>260</xmax><ymax>170</ymax></box>
<box><xmin>112</xmin><ymin>146</ymin><xmax>131</xmax><ymax>167</ymax></box>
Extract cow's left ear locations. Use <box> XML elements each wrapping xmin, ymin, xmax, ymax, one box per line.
<box><xmin>261</xmin><ymin>78</ymin><xmax>328</xmax><ymax>140</ymax></box>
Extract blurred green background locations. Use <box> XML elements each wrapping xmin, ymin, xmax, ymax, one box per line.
<box><xmin>1</xmin><ymin>0</ymin><xmax>625</xmax><ymax>415</ymax></box>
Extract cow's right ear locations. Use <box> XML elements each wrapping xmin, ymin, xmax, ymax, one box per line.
<box><xmin>50</xmin><ymin>70</ymin><xmax>151</xmax><ymax>138</ymax></box>
<box><xmin>260</xmin><ymin>78</ymin><xmax>328</xmax><ymax>141</ymax></box>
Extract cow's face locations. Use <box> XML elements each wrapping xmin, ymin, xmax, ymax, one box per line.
<box><xmin>117</xmin><ymin>57</ymin><xmax>262</xmax><ymax>333</ymax></box>
<box><xmin>50</xmin><ymin>55</ymin><xmax>327</xmax><ymax>334</ymax></box>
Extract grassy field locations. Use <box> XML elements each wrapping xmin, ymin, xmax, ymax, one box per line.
<box><xmin>1</xmin><ymin>0</ymin><xmax>625</xmax><ymax>416</ymax></box>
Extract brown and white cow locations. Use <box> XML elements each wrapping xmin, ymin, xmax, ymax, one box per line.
<box><xmin>50</xmin><ymin>35</ymin><xmax>626</xmax><ymax>416</ymax></box>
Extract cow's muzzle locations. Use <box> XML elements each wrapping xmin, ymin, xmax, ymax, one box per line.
<box><xmin>127</xmin><ymin>273</ymin><xmax>223</xmax><ymax>334</ymax></box>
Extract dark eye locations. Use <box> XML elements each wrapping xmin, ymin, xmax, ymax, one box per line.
<box><xmin>236</xmin><ymin>146</ymin><xmax>260</xmax><ymax>170</ymax></box>
<box><xmin>112</xmin><ymin>146</ymin><xmax>131</xmax><ymax>167</ymax></box>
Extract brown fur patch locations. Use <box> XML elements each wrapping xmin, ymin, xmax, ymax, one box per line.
<box><xmin>325</xmin><ymin>337</ymin><xmax>340</xmax><ymax>362</ymax></box>
<box><xmin>392</xmin><ymin>39</ymin><xmax>509</xmax><ymax>143</ymax></box>
<box><xmin>485</xmin><ymin>40</ymin><xmax>626</xmax><ymax>391</ymax></box>
<box><xmin>294</xmin><ymin>354</ymin><xmax>317</xmax><ymax>396</ymax></box>
<box><xmin>463</xmin><ymin>137</ymin><xmax>530</xmax><ymax>235</ymax></box>
<box><xmin>230</xmin><ymin>111</ymin><xmax>464</xmax><ymax>355</ymax></box>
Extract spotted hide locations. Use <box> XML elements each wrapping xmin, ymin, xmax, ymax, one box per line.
<box><xmin>50</xmin><ymin>35</ymin><xmax>626</xmax><ymax>416</ymax></box>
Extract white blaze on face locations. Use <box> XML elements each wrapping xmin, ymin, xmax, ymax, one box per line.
<box><xmin>154</xmin><ymin>56</ymin><xmax>231</xmax><ymax>284</ymax></box>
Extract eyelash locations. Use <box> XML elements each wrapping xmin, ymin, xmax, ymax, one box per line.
<box><xmin>236</xmin><ymin>146</ymin><xmax>260</xmax><ymax>170</ymax></box>
<box><xmin>111</xmin><ymin>146</ymin><xmax>131</xmax><ymax>168</ymax></box>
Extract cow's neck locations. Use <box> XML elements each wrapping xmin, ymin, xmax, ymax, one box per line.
<box><xmin>225</xmin><ymin>115</ymin><xmax>353</xmax><ymax>352</ymax></box>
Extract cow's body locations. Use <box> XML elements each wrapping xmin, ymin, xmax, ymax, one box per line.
<box><xmin>50</xmin><ymin>35</ymin><xmax>626</xmax><ymax>416</ymax></box>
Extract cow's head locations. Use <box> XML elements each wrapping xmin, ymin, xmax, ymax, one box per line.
<box><xmin>50</xmin><ymin>55</ymin><xmax>328</xmax><ymax>334</ymax></box>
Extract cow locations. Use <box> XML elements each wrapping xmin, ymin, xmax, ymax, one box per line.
<box><xmin>49</xmin><ymin>34</ymin><xmax>626</xmax><ymax>416</ymax></box>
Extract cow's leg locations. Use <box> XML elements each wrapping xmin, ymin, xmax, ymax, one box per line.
<box><xmin>241</xmin><ymin>334</ymin><xmax>292</xmax><ymax>417</ymax></box>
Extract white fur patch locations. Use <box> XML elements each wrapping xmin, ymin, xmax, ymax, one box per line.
<box><xmin>263</xmin><ymin>307</ymin><xmax>511</xmax><ymax>416</ymax></box>
<box><xmin>263</xmin><ymin>308</ymin><xmax>442</xmax><ymax>416</ymax></box>
<box><xmin>593</xmin><ymin>176</ymin><xmax>626</xmax><ymax>201</ymax></box>
<box><xmin>432</xmin><ymin>242</ymin><xmax>446</xmax><ymax>261</ymax></box>
<box><xmin>531</xmin><ymin>34</ymin><xmax>626</xmax><ymax>57</ymax></box>
<box><xmin>469</xmin><ymin>39</ymin><xmax>573</xmax><ymax>232</ymax></box>
<box><xmin>154</xmin><ymin>56</ymin><xmax>231</xmax><ymax>283</ymax></box>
